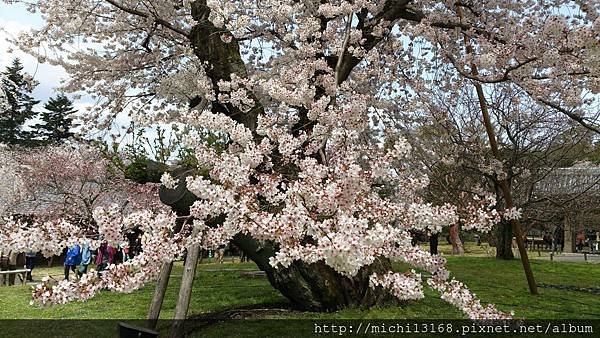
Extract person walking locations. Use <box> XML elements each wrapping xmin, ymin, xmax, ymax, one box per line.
<box><xmin>64</xmin><ymin>245</ymin><xmax>81</xmax><ymax>280</ymax></box>
<box><xmin>25</xmin><ymin>251</ymin><xmax>36</xmax><ymax>281</ymax></box>
<box><xmin>0</xmin><ymin>249</ymin><xmax>7</xmax><ymax>286</ymax></box>
<box><xmin>576</xmin><ymin>231</ymin><xmax>586</xmax><ymax>252</ymax></box>
<box><xmin>96</xmin><ymin>242</ymin><xmax>115</xmax><ymax>276</ymax></box>
<box><xmin>7</xmin><ymin>250</ymin><xmax>19</xmax><ymax>286</ymax></box>
<box><xmin>216</xmin><ymin>245</ymin><xmax>226</xmax><ymax>264</ymax></box>
<box><xmin>77</xmin><ymin>242</ymin><xmax>92</xmax><ymax>277</ymax></box>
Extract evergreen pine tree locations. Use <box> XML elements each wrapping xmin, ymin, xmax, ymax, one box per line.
<box><xmin>35</xmin><ymin>93</ymin><xmax>75</xmax><ymax>143</ymax></box>
<box><xmin>0</xmin><ymin>59</ymin><xmax>40</xmax><ymax>146</ymax></box>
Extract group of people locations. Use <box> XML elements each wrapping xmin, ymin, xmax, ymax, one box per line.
<box><xmin>0</xmin><ymin>249</ymin><xmax>36</xmax><ymax>286</ymax></box>
<box><xmin>538</xmin><ymin>226</ymin><xmax>599</xmax><ymax>253</ymax></box>
<box><xmin>0</xmin><ymin>232</ymin><xmax>144</xmax><ymax>285</ymax></box>
<box><xmin>64</xmin><ymin>239</ymin><xmax>143</xmax><ymax>280</ymax></box>
<box><xmin>575</xmin><ymin>229</ymin><xmax>599</xmax><ymax>253</ymax></box>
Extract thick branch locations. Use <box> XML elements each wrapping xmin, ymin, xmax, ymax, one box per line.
<box><xmin>189</xmin><ymin>1</ymin><xmax>263</xmax><ymax>132</ymax></box>
<box><xmin>104</xmin><ymin>0</ymin><xmax>190</xmax><ymax>38</ymax></box>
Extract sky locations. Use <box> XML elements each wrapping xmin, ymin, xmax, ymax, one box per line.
<box><xmin>0</xmin><ymin>2</ymin><xmax>165</xmax><ymax>153</ymax></box>
<box><xmin>0</xmin><ymin>2</ymin><xmax>82</xmax><ymax>109</ymax></box>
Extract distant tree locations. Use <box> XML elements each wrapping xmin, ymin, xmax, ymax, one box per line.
<box><xmin>0</xmin><ymin>145</ymin><xmax>24</xmax><ymax>217</ymax></box>
<box><xmin>0</xmin><ymin>59</ymin><xmax>39</xmax><ymax>146</ymax></box>
<box><xmin>35</xmin><ymin>94</ymin><xmax>75</xmax><ymax>144</ymax></box>
<box><xmin>3</xmin><ymin>143</ymin><xmax>165</xmax><ymax>224</ymax></box>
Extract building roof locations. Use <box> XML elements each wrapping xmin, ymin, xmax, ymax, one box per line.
<box><xmin>534</xmin><ymin>164</ymin><xmax>600</xmax><ymax>196</ymax></box>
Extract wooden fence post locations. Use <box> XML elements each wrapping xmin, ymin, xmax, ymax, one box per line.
<box><xmin>147</xmin><ymin>261</ymin><xmax>173</xmax><ymax>329</ymax></box>
<box><xmin>169</xmin><ymin>228</ymin><xmax>201</xmax><ymax>338</ymax></box>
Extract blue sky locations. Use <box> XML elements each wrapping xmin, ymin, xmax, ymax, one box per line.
<box><xmin>0</xmin><ymin>2</ymin><xmax>75</xmax><ymax>108</ymax></box>
<box><xmin>0</xmin><ymin>2</ymin><xmax>155</xmax><ymax>149</ymax></box>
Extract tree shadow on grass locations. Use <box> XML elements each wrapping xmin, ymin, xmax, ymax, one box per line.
<box><xmin>153</xmin><ymin>301</ymin><xmax>301</xmax><ymax>336</ymax></box>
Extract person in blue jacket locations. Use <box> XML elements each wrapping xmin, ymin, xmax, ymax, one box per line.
<box><xmin>64</xmin><ymin>245</ymin><xmax>81</xmax><ymax>280</ymax></box>
<box><xmin>77</xmin><ymin>242</ymin><xmax>92</xmax><ymax>277</ymax></box>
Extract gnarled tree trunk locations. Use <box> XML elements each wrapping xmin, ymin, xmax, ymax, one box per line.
<box><xmin>158</xmin><ymin>175</ymin><xmax>392</xmax><ymax>311</ymax></box>
<box><xmin>233</xmin><ymin>232</ymin><xmax>392</xmax><ymax>311</ymax></box>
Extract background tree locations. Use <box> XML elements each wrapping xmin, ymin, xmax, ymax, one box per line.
<box><xmin>0</xmin><ymin>145</ymin><xmax>24</xmax><ymax>217</ymax></box>
<box><xmin>410</xmin><ymin>84</ymin><xmax>597</xmax><ymax>259</ymax></box>
<box><xmin>0</xmin><ymin>58</ymin><xmax>39</xmax><ymax>146</ymax></box>
<box><xmin>34</xmin><ymin>94</ymin><xmax>76</xmax><ymax>144</ymax></box>
<box><xmin>4</xmin><ymin>144</ymin><xmax>165</xmax><ymax>224</ymax></box>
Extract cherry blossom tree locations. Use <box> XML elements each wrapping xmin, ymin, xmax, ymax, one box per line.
<box><xmin>4</xmin><ymin>144</ymin><xmax>164</xmax><ymax>221</ymax></box>
<box><xmin>0</xmin><ymin>144</ymin><xmax>166</xmax><ymax>256</ymax></box>
<box><xmin>2</xmin><ymin>0</ymin><xmax>599</xmax><ymax>326</ymax></box>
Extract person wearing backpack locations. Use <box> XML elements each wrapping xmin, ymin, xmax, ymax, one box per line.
<box><xmin>64</xmin><ymin>245</ymin><xmax>82</xmax><ymax>280</ymax></box>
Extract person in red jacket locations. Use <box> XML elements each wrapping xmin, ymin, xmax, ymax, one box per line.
<box><xmin>576</xmin><ymin>231</ymin><xmax>586</xmax><ymax>252</ymax></box>
<box><xmin>96</xmin><ymin>242</ymin><xmax>116</xmax><ymax>276</ymax></box>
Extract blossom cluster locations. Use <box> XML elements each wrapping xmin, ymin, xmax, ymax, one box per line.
<box><xmin>461</xmin><ymin>194</ymin><xmax>502</xmax><ymax>233</ymax></box>
<box><xmin>502</xmin><ymin>207</ymin><xmax>523</xmax><ymax>221</ymax></box>
<box><xmin>26</xmin><ymin>208</ymin><xmax>183</xmax><ymax>305</ymax></box>
<box><xmin>369</xmin><ymin>271</ymin><xmax>424</xmax><ymax>301</ymax></box>
<box><xmin>0</xmin><ymin>217</ymin><xmax>91</xmax><ymax>258</ymax></box>
<box><xmin>176</xmin><ymin>109</ymin><xmax>509</xmax><ymax>319</ymax></box>
<box><xmin>160</xmin><ymin>172</ymin><xmax>179</xmax><ymax>190</ymax></box>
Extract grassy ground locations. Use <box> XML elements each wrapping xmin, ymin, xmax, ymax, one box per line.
<box><xmin>0</xmin><ymin>251</ymin><xmax>599</xmax><ymax>336</ymax></box>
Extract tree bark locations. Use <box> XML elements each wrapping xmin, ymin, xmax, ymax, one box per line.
<box><xmin>449</xmin><ymin>225</ymin><xmax>464</xmax><ymax>255</ymax></box>
<box><xmin>495</xmin><ymin>220</ymin><xmax>515</xmax><ymax>260</ymax></box>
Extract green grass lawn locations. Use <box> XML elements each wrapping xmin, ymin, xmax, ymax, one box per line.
<box><xmin>0</xmin><ymin>255</ymin><xmax>598</xmax><ymax>336</ymax></box>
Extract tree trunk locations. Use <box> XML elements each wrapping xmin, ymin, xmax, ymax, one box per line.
<box><xmin>232</xmin><ymin>233</ymin><xmax>392</xmax><ymax>311</ymax></box>
<box><xmin>495</xmin><ymin>220</ymin><xmax>514</xmax><ymax>260</ymax></box>
<box><xmin>449</xmin><ymin>224</ymin><xmax>464</xmax><ymax>255</ymax></box>
<box><xmin>564</xmin><ymin>213</ymin><xmax>574</xmax><ymax>253</ymax></box>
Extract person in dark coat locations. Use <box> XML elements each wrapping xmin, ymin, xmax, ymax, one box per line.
<box><xmin>25</xmin><ymin>251</ymin><xmax>36</xmax><ymax>281</ymax></box>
